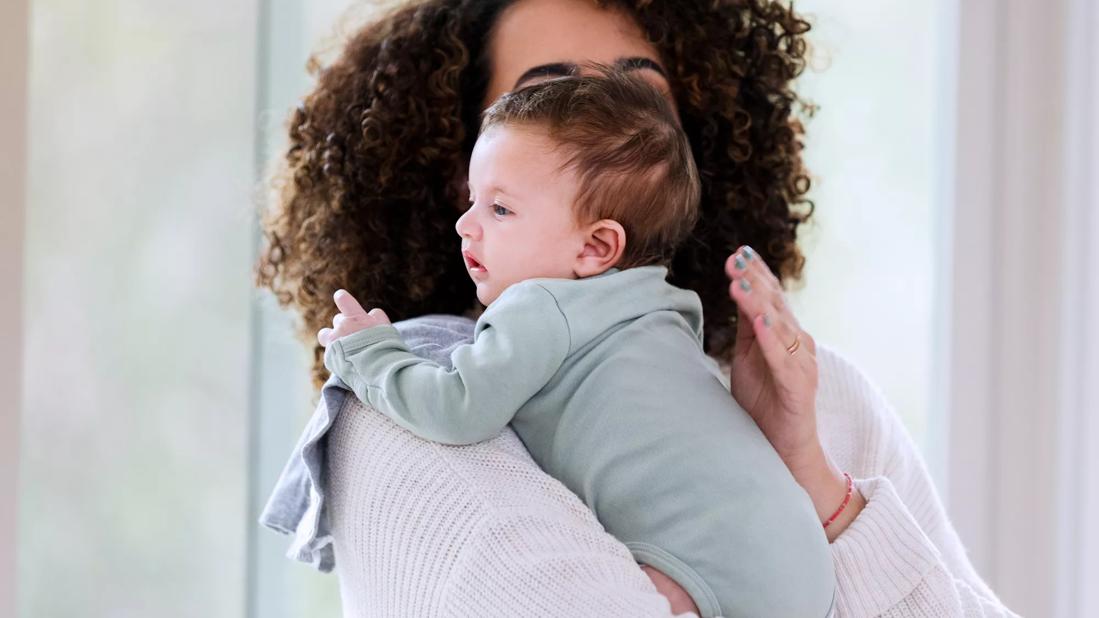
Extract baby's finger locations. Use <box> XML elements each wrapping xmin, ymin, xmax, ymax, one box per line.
<box><xmin>333</xmin><ymin>289</ymin><xmax>368</xmax><ymax>317</ymax></box>
<box><xmin>367</xmin><ymin>308</ymin><xmax>392</xmax><ymax>325</ymax></box>
<box><xmin>317</xmin><ymin>327</ymin><xmax>333</xmax><ymax>348</ymax></box>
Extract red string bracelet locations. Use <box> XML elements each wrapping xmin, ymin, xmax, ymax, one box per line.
<box><xmin>822</xmin><ymin>472</ymin><xmax>854</xmax><ymax>529</ymax></box>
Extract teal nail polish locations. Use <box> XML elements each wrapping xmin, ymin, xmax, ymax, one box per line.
<box><xmin>739</xmin><ymin>279</ymin><xmax>751</xmax><ymax>292</ymax></box>
<box><xmin>734</xmin><ymin>255</ymin><xmax>747</xmax><ymax>271</ymax></box>
<box><xmin>763</xmin><ymin>313</ymin><xmax>772</xmax><ymax>327</ymax></box>
<box><xmin>743</xmin><ymin>246</ymin><xmax>756</xmax><ymax>260</ymax></box>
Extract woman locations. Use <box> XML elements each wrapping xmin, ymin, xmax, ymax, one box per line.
<box><xmin>255</xmin><ymin>0</ymin><xmax>1018</xmax><ymax>615</ymax></box>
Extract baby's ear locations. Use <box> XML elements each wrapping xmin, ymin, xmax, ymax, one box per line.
<box><xmin>574</xmin><ymin>219</ymin><xmax>626</xmax><ymax>278</ymax></box>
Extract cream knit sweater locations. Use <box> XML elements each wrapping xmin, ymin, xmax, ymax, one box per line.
<box><xmin>324</xmin><ymin>343</ymin><xmax>1019</xmax><ymax>617</ymax></box>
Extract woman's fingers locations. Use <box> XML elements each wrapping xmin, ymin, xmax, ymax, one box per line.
<box><xmin>730</xmin><ymin>279</ymin><xmax>794</xmax><ymax>378</ymax></box>
<box><xmin>728</xmin><ymin>253</ymin><xmax>762</xmax><ymax>356</ymax></box>
<box><xmin>749</xmin><ymin>312</ymin><xmax>793</xmax><ymax>371</ymax></box>
<box><xmin>317</xmin><ymin>327</ymin><xmax>333</xmax><ymax>347</ymax></box>
<box><xmin>724</xmin><ymin>246</ymin><xmax>822</xmax><ymax>466</ymax></box>
<box><xmin>754</xmin><ymin>310</ymin><xmax>808</xmax><ymax>370</ymax></box>
<box><xmin>744</xmin><ymin>246</ymin><xmax>782</xmax><ymax>289</ymax></box>
<box><xmin>733</xmin><ymin>300</ymin><xmax>756</xmax><ymax>351</ymax></box>
<box><xmin>726</xmin><ymin>245</ymin><xmax>816</xmax><ymax>368</ymax></box>
<box><xmin>728</xmin><ymin>247</ymin><xmax>800</xmax><ymax>323</ymax></box>
<box><xmin>728</xmin><ymin>256</ymin><xmax>780</xmax><ymax>327</ymax></box>
<box><xmin>724</xmin><ymin>251</ymin><xmax>745</xmax><ymax>279</ymax></box>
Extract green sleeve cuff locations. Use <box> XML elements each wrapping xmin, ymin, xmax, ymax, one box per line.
<box><xmin>331</xmin><ymin>324</ymin><xmax>402</xmax><ymax>357</ymax></box>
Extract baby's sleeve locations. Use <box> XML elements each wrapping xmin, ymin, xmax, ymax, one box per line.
<box><xmin>323</xmin><ymin>282</ymin><xmax>571</xmax><ymax>445</ymax></box>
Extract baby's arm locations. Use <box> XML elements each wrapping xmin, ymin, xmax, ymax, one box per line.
<box><xmin>322</xmin><ymin>282</ymin><xmax>571</xmax><ymax>445</ymax></box>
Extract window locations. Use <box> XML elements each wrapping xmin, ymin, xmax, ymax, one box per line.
<box><xmin>19</xmin><ymin>0</ymin><xmax>266</xmax><ymax>614</ymax></box>
<box><xmin>789</xmin><ymin>0</ymin><xmax>952</xmax><ymax>479</ymax></box>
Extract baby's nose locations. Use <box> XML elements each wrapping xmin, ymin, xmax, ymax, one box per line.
<box><xmin>455</xmin><ymin>210</ymin><xmax>479</xmax><ymax>240</ymax></box>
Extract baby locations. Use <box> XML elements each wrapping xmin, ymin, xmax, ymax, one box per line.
<box><xmin>319</xmin><ymin>70</ymin><xmax>835</xmax><ymax>618</ymax></box>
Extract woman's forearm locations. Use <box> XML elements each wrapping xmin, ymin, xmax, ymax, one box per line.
<box><xmin>721</xmin><ymin>247</ymin><xmax>867</xmax><ymax>541</ymax></box>
<box><xmin>784</xmin><ymin>442</ymin><xmax>866</xmax><ymax>543</ymax></box>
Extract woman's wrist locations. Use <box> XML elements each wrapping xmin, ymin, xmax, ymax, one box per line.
<box><xmin>784</xmin><ymin>443</ymin><xmax>866</xmax><ymax>542</ymax></box>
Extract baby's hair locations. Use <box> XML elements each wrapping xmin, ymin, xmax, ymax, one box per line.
<box><xmin>479</xmin><ymin>66</ymin><xmax>701</xmax><ymax>269</ymax></box>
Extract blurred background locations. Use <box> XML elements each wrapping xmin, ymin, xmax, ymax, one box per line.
<box><xmin>2</xmin><ymin>0</ymin><xmax>1095</xmax><ymax>616</ymax></box>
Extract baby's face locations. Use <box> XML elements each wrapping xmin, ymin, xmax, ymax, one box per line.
<box><xmin>457</xmin><ymin>125</ymin><xmax>586</xmax><ymax>305</ymax></box>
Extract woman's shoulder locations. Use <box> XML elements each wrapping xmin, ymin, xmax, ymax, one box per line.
<box><xmin>330</xmin><ymin>392</ymin><xmax>602</xmax><ymax>522</ymax></box>
<box><xmin>327</xmin><ymin>396</ymin><xmax>676</xmax><ymax>614</ymax></box>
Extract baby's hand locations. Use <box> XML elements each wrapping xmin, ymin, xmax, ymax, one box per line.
<box><xmin>316</xmin><ymin>289</ymin><xmax>392</xmax><ymax>348</ymax></box>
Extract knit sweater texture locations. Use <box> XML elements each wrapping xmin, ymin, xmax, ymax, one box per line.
<box><xmin>321</xmin><ymin>266</ymin><xmax>834</xmax><ymax>618</ymax></box>
<box><xmin>273</xmin><ymin>316</ymin><xmax>1020</xmax><ymax>617</ymax></box>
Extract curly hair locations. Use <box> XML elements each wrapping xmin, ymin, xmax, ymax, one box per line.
<box><xmin>255</xmin><ymin>0</ymin><xmax>816</xmax><ymax>392</ymax></box>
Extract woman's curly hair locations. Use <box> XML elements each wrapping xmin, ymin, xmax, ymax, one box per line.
<box><xmin>255</xmin><ymin>0</ymin><xmax>816</xmax><ymax>392</ymax></box>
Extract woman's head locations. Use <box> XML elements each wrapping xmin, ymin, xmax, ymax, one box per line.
<box><xmin>255</xmin><ymin>0</ymin><xmax>815</xmax><ymax>390</ymax></box>
<box><xmin>481</xmin><ymin>0</ymin><xmax>673</xmax><ymax>108</ymax></box>
<box><xmin>457</xmin><ymin>69</ymin><xmax>700</xmax><ymax>306</ymax></box>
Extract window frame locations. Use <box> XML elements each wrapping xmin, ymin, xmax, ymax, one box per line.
<box><xmin>1</xmin><ymin>0</ymin><xmax>29</xmax><ymax>614</ymax></box>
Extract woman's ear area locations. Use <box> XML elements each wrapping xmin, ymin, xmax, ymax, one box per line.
<box><xmin>573</xmin><ymin>219</ymin><xmax>626</xmax><ymax>278</ymax></box>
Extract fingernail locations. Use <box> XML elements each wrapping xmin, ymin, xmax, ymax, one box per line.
<box><xmin>763</xmin><ymin>313</ymin><xmax>771</xmax><ymax>327</ymax></box>
<box><xmin>743</xmin><ymin>246</ymin><xmax>756</xmax><ymax>260</ymax></box>
<box><xmin>739</xmin><ymin>279</ymin><xmax>751</xmax><ymax>292</ymax></box>
<box><xmin>734</xmin><ymin>255</ymin><xmax>747</xmax><ymax>271</ymax></box>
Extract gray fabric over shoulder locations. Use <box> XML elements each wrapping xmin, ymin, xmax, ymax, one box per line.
<box><xmin>257</xmin><ymin>314</ymin><xmax>475</xmax><ymax>572</ymax></box>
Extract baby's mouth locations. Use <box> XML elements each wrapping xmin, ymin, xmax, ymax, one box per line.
<box><xmin>463</xmin><ymin>250</ymin><xmax>487</xmax><ymax>273</ymax></box>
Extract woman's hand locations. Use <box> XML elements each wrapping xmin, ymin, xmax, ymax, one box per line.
<box><xmin>641</xmin><ymin>565</ymin><xmax>700</xmax><ymax>616</ymax></box>
<box><xmin>316</xmin><ymin>289</ymin><xmax>391</xmax><ymax>348</ymax></box>
<box><xmin>724</xmin><ymin>245</ymin><xmax>819</xmax><ymax>466</ymax></box>
<box><xmin>725</xmin><ymin>246</ymin><xmax>864</xmax><ymax>540</ymax></box>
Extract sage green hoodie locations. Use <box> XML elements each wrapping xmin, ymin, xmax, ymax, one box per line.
<box><xmin>324</xmin><ymin>265</ymin><xmax>835</xmax><ymax>618</ymax></box>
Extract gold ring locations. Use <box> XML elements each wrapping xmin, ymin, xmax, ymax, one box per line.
<box><xmin>786</xmin><ymin>334</ymin><xmax>801</xmax><ymax>356</ymax></box>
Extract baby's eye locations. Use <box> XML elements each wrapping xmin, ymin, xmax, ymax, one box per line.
<box><xmin>492</xmin><ymin>204</ymin><xmax>511</xmax><ymax>216</ymax></box>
